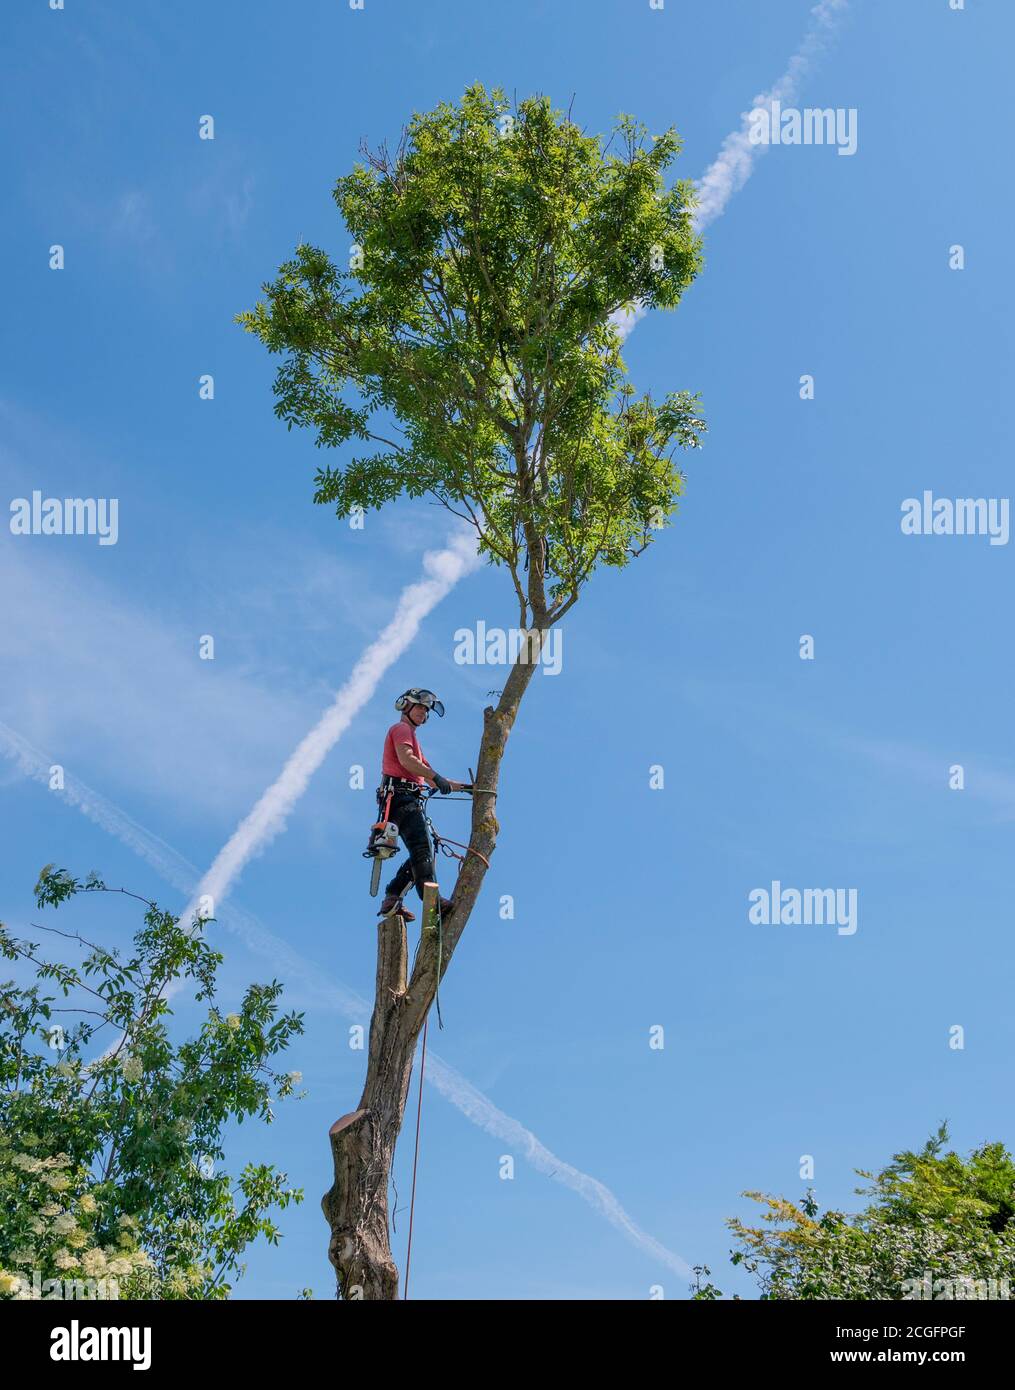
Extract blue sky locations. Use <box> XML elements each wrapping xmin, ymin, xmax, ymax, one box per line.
<box><xmin>3</xmin><ymin>0</ymin><xmax>1014</xmax><ymax>1299</ymax></box>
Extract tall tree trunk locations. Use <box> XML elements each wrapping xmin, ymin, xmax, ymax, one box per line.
<box><xmin>322</xmin><ymin>641</ymin><xmax>543</xmax><ymax>1298</ymax></box>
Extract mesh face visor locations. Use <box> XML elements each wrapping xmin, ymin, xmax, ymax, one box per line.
<box><xmin>415</xmin><ymin>689</ymin><xmax>444</xmax><ymax>717</ymax></box>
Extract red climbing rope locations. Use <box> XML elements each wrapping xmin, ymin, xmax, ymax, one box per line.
<box><xmin>433</xmin><ymin>833</ymin><xmax>491</xmax><ymax>871</ymax></box>
<box><xmin>403</xmin><ymin>1015</ymin><xmax>429</xmax><ymax>1300</ymax></box>
<box><xmin>402</xmin><ymin>805</ymin><xmax>490</xmax><ymax>1298</ymax></box>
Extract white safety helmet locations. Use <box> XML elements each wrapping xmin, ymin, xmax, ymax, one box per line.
<box><xmin>394</xmin><ymin>688</ymin><xmax>445</xmax><ymax>718</ymax></box>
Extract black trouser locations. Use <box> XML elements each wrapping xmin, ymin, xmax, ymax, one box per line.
<box><xmin>382</xmin><ymin>789</ymin><xmax>436</xmax><ymax>902</ymax></box>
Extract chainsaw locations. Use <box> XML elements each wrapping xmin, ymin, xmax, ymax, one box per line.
<box><xmin>364</xmin><ymin>821</ymin><xmax>399</xmax><ymax>896</ymax></box>
<box><xmin>363</xmin><ymin>799</ymin><xmax>400</xmax><ymax>898</ymax></box>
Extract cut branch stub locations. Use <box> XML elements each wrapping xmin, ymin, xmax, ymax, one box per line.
<box><xmin>421</xmin><ymin>882</ymin><xmax>440</xmax><ymax>938</ymax></box>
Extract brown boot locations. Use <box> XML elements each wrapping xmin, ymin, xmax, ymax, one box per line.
<box><xmin>378</xmin><ymin>895</ymin><xmax>415</xmax><ymax>922</ymax></box>
<box><xmin>438</xmin><ymin>898</ymin><xmax>455</xmax><ymax>916</ymax></box>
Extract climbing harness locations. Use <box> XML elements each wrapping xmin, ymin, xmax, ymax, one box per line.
<box><xmin>367</xmin><ymin>682</ymin><xmax>446</xmax><ymax>891</ymax></box>
<box><xmin>363</xmin><ymin>777</ymin><xmax>430</xmax><ymax>896</ymax></box>
<box><xmin>363</xmin><ymin>777</ymin><xmax>494</xmax><ymax>897</ymax></box>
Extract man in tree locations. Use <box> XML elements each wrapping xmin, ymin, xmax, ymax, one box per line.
<box><xmin>240</xmin><ymin>83</ymin><xmax>706</xmax><ymax>1298</ymax></box>
<box><xmin>377</xmin><ymin>687</ymin><xmax>465</xmax><ymax>921</ymax></box>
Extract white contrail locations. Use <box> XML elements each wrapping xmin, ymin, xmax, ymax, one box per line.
<box><xmin>693</xmin><ymin>0</ymin><xmax>849</xmax><ymax>232</ymax></box>
<box><xmin>0</xmin><ymin>716</ymin><xmax>369</xmax><ymax>1018</ymax></box>
<box><xmin>614</xmin><ymin>0</ymin><xmax>849</xmax><ymax>339</ymax></box>
<box><xmin>178</xmin><ymin>530</ymin><xmax>480</xmax><ymax>926</ymax></box>
<box><xmin>0</xmin><ymin>719</ymin><xmax>691</xmax><ymax>1277</ymax></box>
<box><xmin>423</xmin><ymin>1054</ymin><xmax>691</xmax><ymax>1275</ymax></box>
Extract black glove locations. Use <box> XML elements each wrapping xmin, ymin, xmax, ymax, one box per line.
<box><xmin>432</xmin><ymin>772</ymin><xmax>452</xmax><ymax>795</ymax></box>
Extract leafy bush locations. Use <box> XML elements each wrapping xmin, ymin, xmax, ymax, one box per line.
<box><xmin>0</xmin><ymin>869</ymin><xmax>304</xmax><ymax>1299</ymax></box>
<box><xmin>726</xmin><ymin>1126</ymin><xmax>1015</xmax><ymax>1300</ymax></box>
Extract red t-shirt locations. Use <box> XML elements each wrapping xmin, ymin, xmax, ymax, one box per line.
<box><xmin>382</xmin><ymin>718</ymin><xmax>430</xmax><ymax>784</ymax></box>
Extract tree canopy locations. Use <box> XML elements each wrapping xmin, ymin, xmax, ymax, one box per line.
<box><xmin>238</xmin><ymin>83</ymin><xmax>706</xmax><ymax>627</ymax></box>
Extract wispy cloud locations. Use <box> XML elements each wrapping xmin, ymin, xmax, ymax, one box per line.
<box><xmin>0</xmin><ymin>544</ymin><xmax>320</xmax><ymax>823</ymax></box>
<box><xmin>0</xmin><ymin>395</ymin><xmax>387</xmax><ymax>829</ymax></box>
<box><xmin>843</xmin><ymin>732</ymin><xmax>1015</xmax><ymax>823</ymax></box>
<box><xmin>186</xmin><ymin>166</ymin><xmax>256</xmax><ymax>237</ymax></box>
<box><xmin>680</xmin><ymin>676</ymin><xmax>1015</xmax><ymax>827</ymax></box>
<box><xmin>111</xmin><ymin>190</ymin><xmax>158</xmax><ymax>244</ymax></box>
<box><xmin>61</xmin><ymin>147</ymin><xmax>256</xmax><ymax>269</ymax></box>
